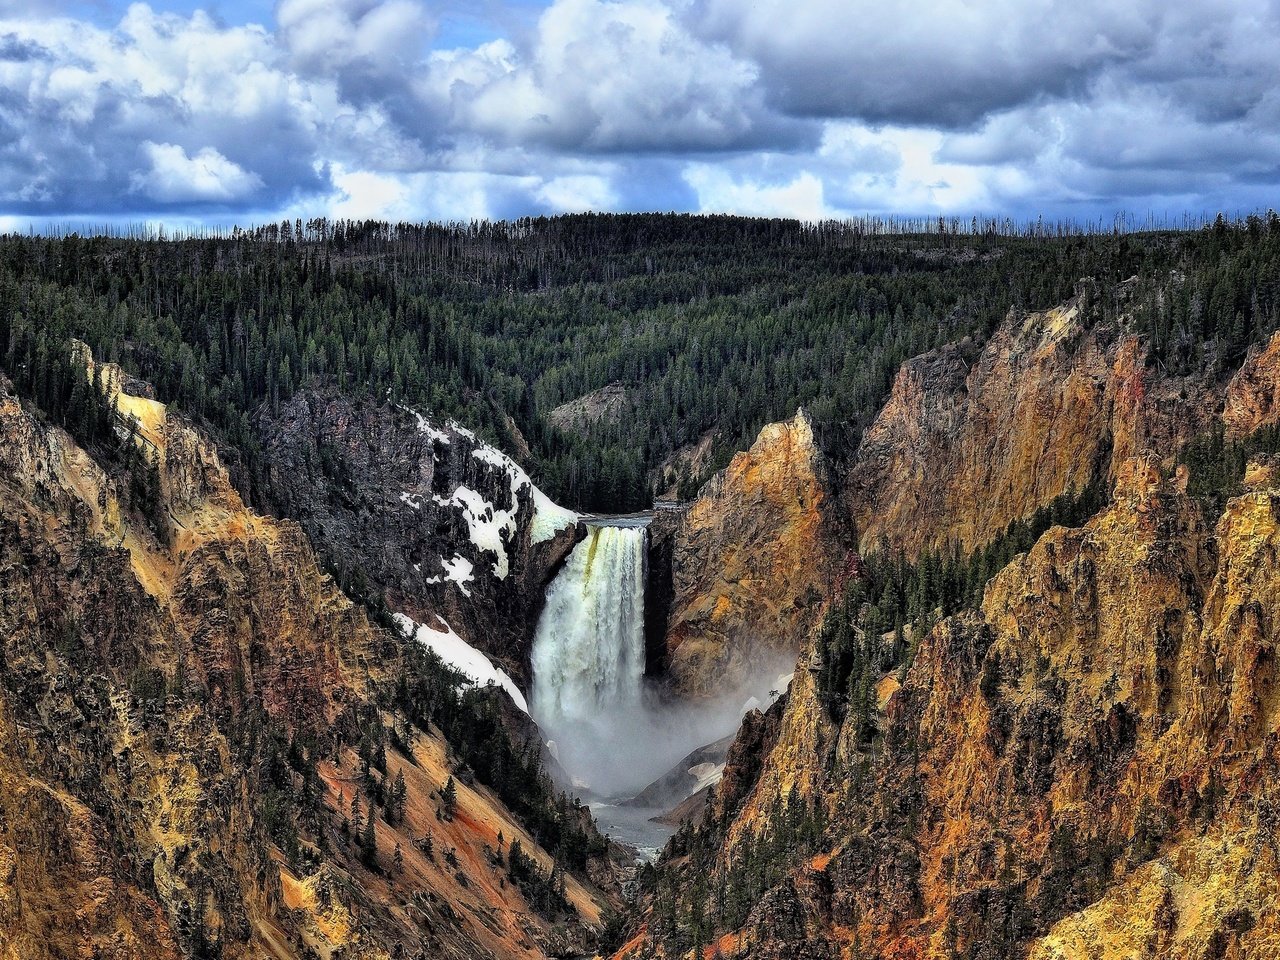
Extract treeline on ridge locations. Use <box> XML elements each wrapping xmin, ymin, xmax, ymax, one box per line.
<box><xmin>1</xmin><ymin>212</ymin><xmax>1278</xmax><ymax>512</ymax></box>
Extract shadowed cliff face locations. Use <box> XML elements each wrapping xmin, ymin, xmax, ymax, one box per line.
<box><xmin>0</xmin><ymin>369</ymin><xmax>611</xmax><ymax>960</ymax></box>
<box><xmin>847</xmin><ymin>298</ymin><xmax>1218</xmax><ymax>556</ymax></box>
<box><xmin>259</xmin><ymin>390</ymin><xmax>581</xmax><ymax>683</ymax></box>
<box><xmin>660</xmin><ymin>410</ymin><xmax>851</xmax><ymax>697</ymax></box>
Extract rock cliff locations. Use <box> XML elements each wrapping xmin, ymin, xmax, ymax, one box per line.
<box><xmin>548</xmin><ymin>381</ymin><xmax>630</xmax><ymax>435</ymax></box>
<box><xmin>847</xmin><ymin>298</ymin><xmax>1217</xmax><ymax>555</ymax></box>
<box><xmin>658</xmin><ymin>410</ymin><xmax>851</xmax><ymax>696</ymax></box>
<box><xmin>626</xmin><ymin>451</ymin><xmax>1280</xmax><ymax>959</ymax></box>
<box><xmin>259</xmin><ymin>389</ymin><xmax>580</xmax><ymax>682</ymax></box>
<box><xmin>0</xmin><ymin>366</ymin><xmax>611</xmax><ymax>960</ymax></box>
<box><xmin>621</xmin><ymin>292</ymin><xmax>1280</xmax><ymax>960</ymax></box>
<box><xmin>1224</xmin><ymin>329</ymin><xmax>1280</xmax><ymax>439</ymax></box>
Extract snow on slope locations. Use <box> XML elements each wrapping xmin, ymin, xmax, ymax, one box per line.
<box><xmin>399</xmin><ymin>406</ymin><xmax>578</xmax><ymax>582</ymax></box>
<box><xmin>422</xmin><ymin>554</ymin><xmax>475</xmax><ymax>596</ymax></box>
<box><xmin>469</xmin><ymin>442</ymin><xmax>578</xmax><ymax>546</ymax></box>
<box><xmin>394</xmin><ymin>612</ymin><xmax>528</xmax><ymax>714</ymax></box>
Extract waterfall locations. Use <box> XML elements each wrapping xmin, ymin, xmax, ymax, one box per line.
<box><xmin>531</xmin><ymin>518</ymin><xmax>794</xmax><ymax>808</ymax></box>
<box><xmin>531</xmin><ymin>522</ymin><xmax>649</xmax><ymax>795</ymax></box>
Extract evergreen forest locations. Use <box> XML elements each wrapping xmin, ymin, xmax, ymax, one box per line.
<box><xmin>2</xmin><ymin>212</ymin><xmax>1278</xmax><ymax>511</ymax></box>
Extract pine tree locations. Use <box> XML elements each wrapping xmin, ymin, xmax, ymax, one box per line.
<box><xmin>350</xmin><ymin>793</ymin><xmax>364</xmax><ymax>842</ymax></box>
<box><xmin>360</xmin><ymin>805</ymin><xmax>378</xmax><ymax>868</ymax></box>
<box><xmin>390</xmin><ymin>770</ymin><xmax>407</xmax><ymax>824</ymax></box>
<box><xmin>441</xmin><ymin>775</ymin><xmax>457</xmax><ymax>820</ymax></box>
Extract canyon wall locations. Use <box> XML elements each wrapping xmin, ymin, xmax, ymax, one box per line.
<box><xmin>0</xmin><ymin>366</ymin><xmax>610</xmax><ymax>960</ymax></box>
<box><xmin>847</xmin><ymin>298</ymin><xmax>1217</xmax><ymax>555</ymax></box>
<box><xmin>658</xmin><ymin>456</ymin><xmax>1280</xmax><ymax>959</ymax></box>
<box><xmin>658</xmin><ymin>410</ymin><xmax>852</xmax><ymax>696</ymax></box>
<box><xmin>259</xmin><ymin>389</ymin><xmax>580</xmax><ymax>682</ymax></box>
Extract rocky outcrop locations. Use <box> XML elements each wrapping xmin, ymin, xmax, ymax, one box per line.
<box><xmin>623</xmin><ymin>733</ymin><xmax>735</xmax><ymax>811</ymax></box>
<box><xmin>549</xmin><ymin>381</ymin><xmax>630</xmax><ymax>435</ymax></box>
<box><xmin>847</xmin><ymin>298</ymin><xmax>1217</xmax><ymax>555</ymax></box>
<box><xmin>1224</xmin><ymin>329</ymin><xmax>1280</xmax><ymax>439</ymax></box>
<box><xmin>259</xmin><ymin>390</ymin><xmax>579</xmax><ymax>681</ymax></box>
<box><xmin>659</xmin><ymin>410</ymin><xmax>851</xmax><ymax>696</ymax></box>
<box><xmin>652</xmin><ymin>429</ymin><xmax>718</xmax><ymax>502</ymax></box>
<box><xmin>0</xmin><ymin>370</ymin><xmax>611</xmax><ymax>960</ymax></box>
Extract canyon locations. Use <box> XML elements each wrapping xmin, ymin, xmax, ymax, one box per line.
<box><xmin>2</xmin><ymin>220</ymin><xmax>1279</xmax><ymax>960</ymax></box>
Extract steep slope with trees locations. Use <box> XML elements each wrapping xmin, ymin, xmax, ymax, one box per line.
<box><xmin>620</xmin><ymin>227</ymin><xmax>1280</xmax><ymax>958</ymax></box>
<box><xmin>0</xmin><ymin>357</ymin><xmax>614</xmax><ymax>960</ymax></box>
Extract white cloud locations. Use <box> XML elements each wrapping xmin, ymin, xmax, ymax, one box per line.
<box><xmin>0</xmin><ymin>0</ymin><xmax>1277</xmax><ymax>224</ymax></box>
<box><xmin>132</xmin><ymin>142</ymin><xmax>263</xmax><ymax>202</ymax></box>
<box><xmin>277</xmin><ymin>0</ymin><xmax>433</xmax><ymax>73</ymax></box>
<box><xmin>535</xmin><ymin>174</ymin><xmax>617</xmax><ymax>212</ymax></box>
<box><xmin>425</xmin><ymin>0</ymin><xmax>778</xmax><ymax>152</ymax></box>
<box><xmin>683</xmin><ymin>166</ymin><xmax>837</xmax><ymax>221</ymax></box>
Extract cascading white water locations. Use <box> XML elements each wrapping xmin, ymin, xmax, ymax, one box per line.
<box><xmin>531</xmin><ymin>517</ymin><xmax>796</xmax><ymax>825</ymax></box>
<box><xmin>532</xmin><ymin>524</ymin><xmax>647</xmax><ymax>719</ymax></box>
<box><xmin>531</xmin><ymin>523</ymin><xmax>649</xmax><ymax>794</ymax></box>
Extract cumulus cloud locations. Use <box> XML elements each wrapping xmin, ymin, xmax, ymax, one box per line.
<box><xmin>688</xmin><ymin>0</ymin><xmax>1162</xmax><ymax>127</ymax></box>
<box><xmin>277</xmin><ymin>0</ymin><xmax>432</xmax><ymax>74</ymax></box>
<box><xmin>419</xmin><ymin>0</ymin><xmax>802</xmax><ymax>153</ymax></box>
<box><xmin>0</xmin><ymin>6</ymin><xmax>329</xmax><ymax>212</ymax></box>
<box><xmin>132</xmin><ymin>142</ymin><xmax>264</xmax><ymax>202</ymax></box>
<box><xmin>0</xmin><ymin>0</ymin><xmax>1277</xmax><ymax>224</ymax></box>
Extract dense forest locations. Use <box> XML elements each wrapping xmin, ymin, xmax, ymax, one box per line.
<box><xmin>1</xmin><ymin>212</ymin><xmax>1278</xmax><ymax>511</ymax></box>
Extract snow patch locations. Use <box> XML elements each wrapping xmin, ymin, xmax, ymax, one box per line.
<box><xmin>398</xmin><ymin>407</ymin><xmax>578</xmax><ymax>577</ymax></box>
<box><xmin>688</xmin><ymin>761</ymin><xmax>726</xmax><ymax>792</ymax></box>
<box><xmin>449</xmin><ymin>485</ymin><xmax>516</xmax><ymax>577</ymax></box>
<box><xmin>470</xmin><ymin>440</ymin><xmax>578</xmax><ymax>546</ymax></box>
<box><xmin>440</xmin><ymin>554</ymin><xmax>474</xmax><ymax>596</ymax></box>
<box><xmin>399</xmin><ymin>404</ymin><xmax>451</xmax><ymax>448</ymax></box>
<box><xmin>530</xmin><ymin>485</ymin><xmax>579</xmax><ymax>544</ymax></box>
<box><xmin>447</xmin><ymin>419</ymin><xmax>477</xmax><ymax>442</ymax></box>
<box><xmin>394</xmin><ymin>612</ymin><xmax>528</xmax><ymax>714</ymax></box>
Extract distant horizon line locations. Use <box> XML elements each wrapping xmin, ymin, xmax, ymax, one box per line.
<box><xmin>3</xmin><ymin>208</ymin><xmax>1277</xmax><ymax>243</ymax></box>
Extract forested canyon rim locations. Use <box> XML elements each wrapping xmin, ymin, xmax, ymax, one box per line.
<box><xmin>0</xmin><ymin>216</ymin><xmax>1278</xmax><ymax>960</ymax></box>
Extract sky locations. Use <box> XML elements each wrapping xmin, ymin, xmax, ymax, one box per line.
<box><xmin>0</xmin><ymin>0</ymin><xmax>1278</xmax><ymax>229</ymax></box>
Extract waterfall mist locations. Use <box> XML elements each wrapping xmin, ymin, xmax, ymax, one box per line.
<box><xmin>531</xmin><ymin>522</ymin><xmax>794</xmax><ymax>800</ymax></box>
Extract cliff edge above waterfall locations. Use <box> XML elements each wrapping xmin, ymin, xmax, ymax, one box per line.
<box><xmin>259</xmin><ymin>389</ymin><xmax>580</xmax><ymax>683</ymax></box>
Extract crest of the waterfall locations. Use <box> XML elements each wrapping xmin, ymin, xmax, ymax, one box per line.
<box><xmin>531</xmin><ymin>524</ymin><xmax>648</xmax><ymax>724</ymax></box>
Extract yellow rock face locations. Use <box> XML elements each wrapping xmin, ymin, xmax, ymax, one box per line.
<box><xmin>687</xmin><ymin>455</ymin><xmax>1280</xmax><ymax>960</ymax></box>
<box><xmin>664</xmin><ymin>410</ymin><xmax>850</xmax><ymax>695</ymax></box>
<box><xmin>1224</xmin><ymin>329</ymin><xmax>1280</xmax><ymax>440</ymax></box>
<box><xmin>0</xmin><ymin>363</ymin><xmax>611</xmax><ymax>960</ymax></box>
<box><xmin>848</xmin><ymin>300</ymin><xmax>1214</xmax><ymax>555</ymax></box>
<box><xmin>1031</xmin><ymin>825</ymin><xmax>1280</xmax><ymax>960</ymax></box>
